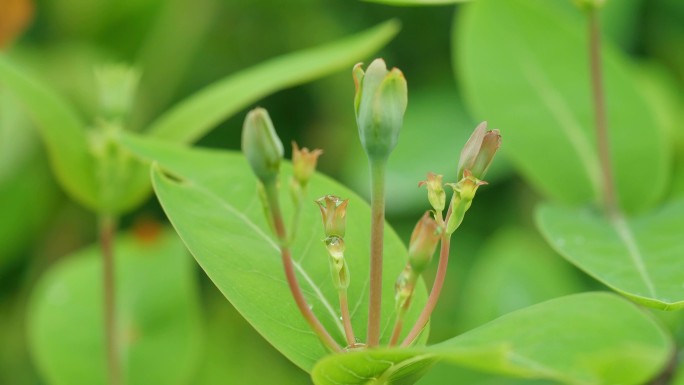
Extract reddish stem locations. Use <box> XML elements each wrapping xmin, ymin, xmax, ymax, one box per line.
<box><xmin>100</xmin><ymin>215</ymin><xmax>121</xmax><ymax>385</ymax></box>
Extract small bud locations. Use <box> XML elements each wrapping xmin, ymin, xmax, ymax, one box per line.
<box><xmin>394</xmin><ymin>265</ymin><xmax>417</xmax><ymax>312</ymax></box>
<box><xmin>94</xmin><ymin>64</ymin><xmax>140</xmax><ymax>121</ymax></box>
<box><xmin>353</xmin><ymin>59</ymin><xmax>407</xmax><ymax>160</ymax></box>
<box><xmin>242</xmin><ymin>108</ymin><xmax>284</xmax><ymax>184</ymax></box>
<box><xmin>418</xmin><ymin>172</ymin><xmax>446</xmax><ymax>213</ymax></box>
<box><xmin>325</xmin><ymin>236</ymin><xmax>349</xmax><ymax>290</ymax></box>
<box><xmin>444</xmin><ymin>171</ymin><xmax>487</xmax><ymax>234</ymax></box>
<box><xmin>292</xmin><ymin>141</ymin><xmax>323</xmax><ymax>187</ymax></box>
<box><xmin>457</xmin><ymin>122</ymin><xmax>501</xmax><ymax>180</ymax></box>
<box><xmin>408</xmin><ymin>212</ymin><xmax>441</xmax><ymax>273</ymax></box>
<box><xmin>316</xmin><ymin>195</ymin><xmax>349</xmax><ymax>238</ymax></box>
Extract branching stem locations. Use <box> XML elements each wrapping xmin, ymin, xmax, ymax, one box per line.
<box><xmin>367</xmin><ymin>160</ymin><xmax>387</xmax><ymax>347</ymax></box>
<box><xmin>264</xmin><ymin>183</ymin><xmax>341</xmax><ymax>352</ymax></box>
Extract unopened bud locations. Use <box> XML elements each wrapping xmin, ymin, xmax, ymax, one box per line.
<box><xmin>316</xmin><ymin>195</ymin><xmax>348</xmax><ymax>238</ymax></box>
<box><xmin>457</xmin><ymin>122</ymin><xmax>501</xmax><ymax>180</ymax></box>
<box><xmin>94</xmin><ymin>64</ymin><xmax>140</xmax><ymax>121</ymax></box>
<box><xmin>445</xmin><ymin>171</ymin><xmax>487</xmax><ymax>234</ymax></box>
<box><xmin>394</xmin><ymin>265</ymin><xmax>417</xmax><ymax>312</ymax></box>
<box><xmin>292</xmin><ymin>142</ymin><xmax>323</xmax><ymax>187</ymax></box>
<box><xmin>408</xmin><ymin>212</ymin><xmax>441</xmax><ymax>272</ymax></box>
<box><xmin>418</xmin><ymin>172</ymin><xmax>446</xmax><ymax>213</ymax></box>
<box><xmin>353</xmin><ymin>59</ymin><xmax>407</xmax><ymax>160</ymax></box>
<box><xmin>242</xmin><ymin>108</ymin><xmax>284</xmax><ymax>184</ymax></box>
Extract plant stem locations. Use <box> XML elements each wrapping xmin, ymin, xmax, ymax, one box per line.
<box><xmin>99</xmin><ymin>215</ymin><xmax>121</xmax><ymax>385</ymax></box>
<box><xmin>265</xmin><ymin>183</ymin><xmax>342</xmax><ymax>352</ymax></box>
<box><xmin>338</xmin><ymin>290</ymin><xmax>356</xmax><ymax>346</ymax></box>
<box><xmin>588</xmin><ymin>8</ymin><xmax>619</xmax><ymax>219</ymax></box>
<box><xmin>401</xmin><ymin>204</ymin><xmax>453</xmax><ymax>347</ymax></box>
<box><xmin>367</xmin><ymin>160</ymin><xmax>387</xmax><ymax>347</ymax></box>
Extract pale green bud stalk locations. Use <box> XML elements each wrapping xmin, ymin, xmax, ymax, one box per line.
<box><xmin>94</xmin><ymin>64</ymin><xmax>140</xmax><ymax>122</ymax></box>
<box><xmin>325</xmin><ymin>236</ymin><xmax>350</xmax><ymax>290</ymax></box>
<box><xmin>445</xmin><ymin>171</ymin><xmax>487</xmax><ymax>234</ymax></box>
<box><xmin>353</xmin><ymin>59</ymin><xmax>407</xmax><ymax>161</ymax></box>
<box><xmin>419</xmin><ymin>172</ymin><xmax>446</xmax><ymax>215</ymax></box>
<box><xmin>242</xmin><ymin>108</ymin><xmax>284</xmax><ymax>185</ymax></box>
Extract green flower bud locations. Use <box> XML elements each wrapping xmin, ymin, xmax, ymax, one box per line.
<box><xmin>353</xmin><ymin>59</ymin><xmax>407</xmax><ymax>160</ymax></box>
<box><xmin>292</xmin><ymin>141</ymin><xmax>323</xmax><ymax>187</ymax></box>
<box><xmin>325</xmin><ymin>236</ymin><xmax>349</xmax><ymax>290</ymax></box>
<box><xmin>457</xmin><ymin>122</ymin><xmax>501</xmax><ymax>181</ymax></box>
<box><xmin>445</xmin><ymin>171</ymin><xmax>487</xmax><ymax>234</ymax></box>
<box><xmin>418</xmin><ymin>172</ymin><xmax>446</xmax><ymax>213</ymax></box>
<box><xmin>316</xmin><ymin>195</ymin><xmax>348</xmax><ymax>238</ymax></box>
<box><xmin>241</xmin><ymin>108</ymin><xmax>284</xmax><ymax>184</ymax></box>
<box><xmin>408</xmin><ymin>211</ymin><xmax>441</xmax><ymax>272</ymax></box>
<box><xmin>394</xmin><ymin>265</ymin><xmax>417</xmax><ymax>312</ymax></box>
<box><xmin>94</xmin><ymin>64</ymin><xmax>140</xmax><ymax>121</ymax></box>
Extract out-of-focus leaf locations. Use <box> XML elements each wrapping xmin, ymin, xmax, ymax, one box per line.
<box><xmin>417</xmin><ymin>362</ymin><xmax>558</xmax><ymax>385</ymax></box>
<box><xmin>0</xmin><ymin>55</ymin><xmax>98</xmax><ymax>209</ymax></box>
<box><xmin>341</xmin><ymin>84</ymin><xmax>511</xmax><ymax>215</ymax></box>
<box><xmin>312</xmin><ymin>293</ymin><xmax>672</xmax><ymax>385</ymax></box>
<box><xmin>0</xmin><ymin>0</ymin><xmax>33</xmax><ymax>47</ymax></box>
<box><xmin>456</xmin><ymin>0</ymin><xmax>669</xmax><ymax>213</ymax></box>
<box><xmin>457</xmin><ymin>228</ymin><xmax>583</xmax><ymax>332</ymax></box>
<box><xmin>362</xmin><ymin>0</ymin><xmax>469</xmax><ymax>5</ymax></box>
<box><xmin>536</xmin><ymin>202</ymin><xmax>684</xmax><ymax>310</ymax></box>
<box><xmin>121</xmin><ymin>133</ymin><xmax>428</xmax><ymax>371</ymax></box>
<box><xmin>194</xmin><ymin>287</ymin><xmax>309</xmax><ymax>385</ymax></box>
<box><xmin>146</xmin><ymin>20</ymin><xmax>400</xmax><ymax>143</ymax></box>
<box><xmin>27</xmin><ymin>230</ymin><xmax>203</xmax><ymax>385</ymax></box>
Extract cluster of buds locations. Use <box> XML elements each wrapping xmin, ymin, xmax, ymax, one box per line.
<box><xmin>317</xmin><ymin>195</ymin><xmax>350</xmax><ymax>290</ymax></box>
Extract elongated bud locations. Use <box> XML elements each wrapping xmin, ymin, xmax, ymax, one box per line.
<box><xmin>292</xmin><ymin>142</ymin><xmax>323</xmax><ymax>187</ymax></box>
<box><xmin>408</xmin><ymin>212</ymin><xmax>441</xmax><ymax>272</ymax></box>
<box><xmin>353</xmin><ymin>59</ymin><xmax>407</xmax><ymax>160</ymax></box>
<box><xmin>457</xmin><ymin>122</ymin><xmax>501</xmax><ymax>180</ymax></box>
<box><xmin>316</xmin><ymin>195</ymin><xmax>348</xmax><ymax>238</ymax></box>
<box><xmin>242</xmin><ymin>108</ymin><xmax>284</xmax><ymax>184</ymax></box>
<box><xmin>418</xmin><ymin>172</ymin><xmax>446</xmax><ymax>213</ymax></box>
<box><xmin>94</xmin><ymin>64</ymin><xmax>140</xmax><ymax>121</ymax></box>
<box><xmin>325</xmin><ymin>236</ymin><xmax>349</xmax><ymax>290</ymax></box>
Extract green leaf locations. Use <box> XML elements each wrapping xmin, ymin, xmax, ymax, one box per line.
<box><xmin>455</xmin><ymin>0</ymin><xmax>669</xmax><ymax>213</ymax></box>
<box><xmin>536</xmin><ymin>201</ymin><xmax>684</xmax><ymax>310</ymax></box>
<box><xmin>27</xmin><ymin>230</ymin><xmax>204</xmax><ymax>385</ymax></box>
<box><xmin>146</xmin><ymin>20</ymin><xmax>400</xmax><ymax>143</ymax></box>
<box><xmin>362</xmin><ymin>0</ymin><xmax>469</xmax><ymax>5</ymax></box>
<box><xmin>121</xmin><ymin>133</ymin><xmax>428</xmax><ymax>371</ymax></box>
<box><xmin>0</xmin><ymin>55</ymin><xmax>99</xmax><ymax>209</ymax></box>
<box><xmin>312</xmin><ymin>293</ymin><xmax>672</xmax><ymax>385</ymax></box>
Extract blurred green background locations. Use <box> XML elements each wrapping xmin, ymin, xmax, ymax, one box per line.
<box><xmin>1</xmin><ymin>0</ymin><xmax>683</xmax><ymax>384</ymax></box>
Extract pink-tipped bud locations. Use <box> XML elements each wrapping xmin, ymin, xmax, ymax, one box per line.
<box><xmin>457</xmin><ymin>122</ymin><xmax>501</xmax><ymax>181</ymax></box>
<box><xmin>292</xmin><ymin>141</ymin><xmax>323</xmax><ymax>187</ymax></box>
<box><xmin>316</xmin><ymin>195</ymin><xmax>349</xmax><ymax>238</ymax></box>
<box><xmin>418</xmin><ymin>172</ymin><xmax>446</xmax><ymax>212</ymax></box>
<box><xmin>408</xmin><ymin>211</ymin><xmax>441</xmax><ymax>273</ymax></box>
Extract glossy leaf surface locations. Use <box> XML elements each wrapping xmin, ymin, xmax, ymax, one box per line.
<box><xmin>27</xmin><ymin>230</ymin><xmax>203</xmax><ymax>385</ymax></box>
<box><xmin>456</xmin><ymin>0</ymin><xmax>669</xmax><ymax>213</ymax></box>
<box><xmin>537</xmin><ymin>202</ymin><xmax>684</xmax><ymax>310</ymax></box>
<box><xmin>312</xmin><ymin>293</ymin><xmax>672</xmax><ymax>385</ymax></box>
<box><xmin>121</xmin><ymin>133</ymin><xmax>428</xmax><ymax>371</ymax></box>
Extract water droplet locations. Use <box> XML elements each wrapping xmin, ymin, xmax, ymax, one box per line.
<box><xmin>339</xmin><ymin>316</ymin><xmax>343</xmax><ymax>321</ymax></box>
<box><xmin>308</xmin><ymin>304</ymin><xmax>314</xmax><ymax>310</ymax></box>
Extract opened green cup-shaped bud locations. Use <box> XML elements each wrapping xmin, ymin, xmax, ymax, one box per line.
<box><xmin>419</xmin><ymin>172</ymin><xmax>446</xmax><ymax>212</ymax></box>
<box><xmin>292</xmin><ymin>142</ymin><xmax>323</xmax><ymax>187</ymax></box>
<box><xmin>353</xmin><ymin>59</ymin><xmax>407</xmax><ymax>160</ymax></box>
<box><xmin>457</xmin><ymin>122</ymin><xmax>501</xmax><ymax>180</ymax></box>
<box><xmin>408</xmin><ymin>211</ymin><xmax>441</xmax><ymax>273</ymax></box>
<box><xmin>316</xmin><ymin>195</ymin><xmax>349</xmax><ymax>238</ymax></box>
<box><xmin>241</xmin><ymin>108</ymin><xmax>284</xmax><ymax>184</ymax></box>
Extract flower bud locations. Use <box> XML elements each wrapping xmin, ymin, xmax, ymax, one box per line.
<box><xmin>394</xmin><ymin>265</ymin><xmax>417</xmax><ymax>312</ymax></box>
<box><xmin>241</xmin><ymin>108</ymin><xmax>284</xmax><ymax>184</ymax></box>
<box><xmin>418</xmin><ymin>172</ymin><xmax>446</xmax><ymax>213</ymax></box>
<box><xmin>94</xmin><ymin>64</ymin><xmax>140</xmax><ymax>121</ymax></box>
<box><xmin>316</xmin><ymin>195</ymin><xmax>348</xmax><ymax>238</ymax></box>
<box><xmin>457</xmin><ymin>122</ymin><xmax>501</xmax><ymax>180</ymax></box>
<box><xmin>445</xmin><ymin>171</ymin><xmax>487</xmax><ymax>234</ymax></box>
<box><xmin>408</xmin><ymin>212</ymin><xmax>441</xmax><ymax>273</ymax></box>
<box><xmin>292</xmin><ymin>141</ymin><xmax>323</xmax><ymax>187</ymax></box>
<box><xmin>353</xmin><ymin>59</ymin><xmax>407</xmax><ymax>160</ymax></box>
